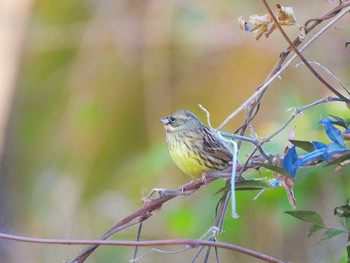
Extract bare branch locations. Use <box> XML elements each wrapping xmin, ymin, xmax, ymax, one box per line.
<box><xmin>262</xmin><ymin>0</ymin><xmax>350</xmax><ymax>102</ymax></box>
<box><xmin>0</xmin><ymin>232</ymin><xmax>287</xmax><ymax>263</ymax></box>
<box><xmin>217</xmin><ymin>2</ymin><xmax>350</xmax><ymax>130</ymax></box>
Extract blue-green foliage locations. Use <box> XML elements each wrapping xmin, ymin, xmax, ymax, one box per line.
<box><xmin>283</xmin><ymin>116</ymin><xmax>350</xmax><ymax>177</ymax></box>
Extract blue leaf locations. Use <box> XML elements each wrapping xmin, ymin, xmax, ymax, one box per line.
<box><xmin>322</xmin><ymin>143</ymin><xmax>345</xmax><ymax>160</ymax></box>
<box><xmin>320</xmin><ymin>120</ymin><xmax>344</xmax><ymax>147</ymax></box>
<box><xmin>283</xmin><ymin>146</ymin><xmax>298</xmax><ymax>178</ymax></box>
<box><xmin>311</xmin><ymin>141</ymin><xmax>328</xmax><ymax>160</ymax></box>
<box><xmin>319</xmin><ymin>118</ymin><xmax>333</xmax><ymax>125</ymax></box>
<box><xmin>312</xmin><ymin>141</ymin><xmax>327</xmax><ymax>150</ymax></box>
<box><xmin>294</xmin><ymin>148</ymin><xmax>327</xmax><ymax>166</ymax></box>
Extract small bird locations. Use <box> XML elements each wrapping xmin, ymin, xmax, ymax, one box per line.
<box><xmin>160</xmin><ymin>109</ymin><xmax>232</xmax><ymax>178</ymax></box>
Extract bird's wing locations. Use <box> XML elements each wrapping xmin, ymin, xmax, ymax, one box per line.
<box><xmin>201</xmin><ymin>129</ymin><xmax>232</xmax><ymax>162</ymax></box>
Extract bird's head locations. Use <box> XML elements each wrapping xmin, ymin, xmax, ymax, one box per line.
<box><xmin>160</xmin><ymin>110</ymin><xmax>202</xmax><ymax>133</ymax></box>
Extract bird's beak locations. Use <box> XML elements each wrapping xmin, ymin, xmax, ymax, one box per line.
<box><xmin>160</xmin><ymin>117</ymin><xmax>169</xmax><ymax>124</ymax></box>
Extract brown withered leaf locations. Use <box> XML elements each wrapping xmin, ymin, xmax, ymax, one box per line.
<box><xmin>276</xmin><ymin>4</ymin><xmax>296</xmax><ymax>25</ymax></box>
<box><xmin>239</xmin><ymin>3</ymin><xmax>298</xmax><ymax>40</ymax></box>
<box><xmin>274</xmin><ymin>171</ymin><xmax>296</xmax><ymax>209</ymax></box>
<box><xmin>249</xmin><ymin>14</ymin><xmax>272</xmax><ymax>40</ymax></box>
<box><xmin>265</xmin><ymin>22</ymin><xmax>277</xmax><ymax>38</ymax></box>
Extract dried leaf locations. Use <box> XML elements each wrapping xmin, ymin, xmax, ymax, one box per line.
<box><xmin>276</xmin><ymin>4</ymin><xmax>296</xmax><ymax>25</ymax></box>
<box><xmin>265</xmin><ymin>22</ymin><xmax>277</xmax><ymax>39</ymax></box>
<box><xmin>274</xmin><ymin>172</ymin><xmax>296</xmax><ymax>208</ymax></box>
<box><xmin>240</xmin><ymin>4</ymin><xmax>298</xmax><ymax>40</ymax></box>
<box><xmin>249</xmin><ymin>14</ymin><xmax>272</xmax><ymax>40</ymax></box>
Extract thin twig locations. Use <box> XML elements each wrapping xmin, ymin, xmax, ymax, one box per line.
<box><xmin>295</xmin><ymin>61</ymin><xmax>350</xmax><ymax>95</ymax></box>
<box><xmin>130</xmin><ymin>246</ymin><xmax>190</xmax><ymax>262</ymax></box>
<box><xmin>262</xmin><ymin>96</ymin><xmax>341</xmax><ymax>144</ymax></box>
<box><xmin>131</xmin><ymin>222</ymin><xmax>143</xmax><ymax>261</ymax></box>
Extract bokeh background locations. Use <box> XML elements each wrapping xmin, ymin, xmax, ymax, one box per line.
<box><xmin>0</xmin><ymin>0</ymin><xmax>349</xmax><ymax>262</ymax></box>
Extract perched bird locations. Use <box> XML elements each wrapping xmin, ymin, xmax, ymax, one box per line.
<box><xmin>160</xmin><ymin>109</ymin><xmax>232</xmax><ymax>178</ymax></box>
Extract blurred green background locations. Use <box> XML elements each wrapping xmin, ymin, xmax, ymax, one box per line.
<box><xmin>0</xmin><ymin>0</ymin><xmax>349</xmax><ymax>262</ymax></box>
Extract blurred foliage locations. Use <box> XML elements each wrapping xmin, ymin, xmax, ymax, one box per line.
<box><xmin>1</xmin><ymin>0</ymin><xmax>350</xmax><ymax>262</ymax></box>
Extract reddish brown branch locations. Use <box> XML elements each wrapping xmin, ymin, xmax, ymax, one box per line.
<box><xmin>70</xmin><ymin>176</ymin><xmax>214</xmax><ymax>262</ymax></box>
<box><xmin>0</xmin><ymin>232</ymin><xmax>287</xmax><ymax>263</ymax></box>
<box><xmin>69</xmin><ymin>163</ymin><xmax>260</xmax><ymax>262</ymax></box>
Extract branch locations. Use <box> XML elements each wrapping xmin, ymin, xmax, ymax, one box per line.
<box><xmin>0</xmin><ymin>232</ymin><xmax>287</xmax><ymax>263</ymax></box>
<box><xmin>295</xmin><ymin>61</ymin><xmax>350</xmax><ymax>95</ymax></box>
<box><xmin>267</xmin><ymin>0</ymin><xmax>350</xmax><ymax>80</ymax></box>
<box><xmin>262</xmin><ymin>0</ymin><xmax>350</xmax><ymax>102</ymax></box>
<box><xmin>217</xmin><ymin>1</ymin><xmax>350</xmax><ymax>131</ymax></box>
<box><xmin>69</xmin><ymin>162</ymin><xmax>259</xmax><ymax>262</ymax></box>
<box><xmin>262</xmin><ymin>96</ymin><xmax>341</xmax><ymax>144</ymax></box>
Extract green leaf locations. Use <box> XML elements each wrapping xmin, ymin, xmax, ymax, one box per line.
<box><xmin>289</xmin><ymin>139</ymin><xmax>315</xmax><ymax>152</ymax></box>
<box><xmin>235</xmin><ymin>180</ymin><xmax>272</xmax><ymax>190</ymax></box>
<box><xmin>325</xmin><ymin>152</ymin><xmax>350</xmax><ymax>167</ymax></box>
<box><xmin>257</xmin><ymin>162</ymin><xmax>292</xmax><ymax>178</ymax></box>
<box><xmin>308</xmin><ymin>224</ymin><xmax>324</xmax><ymax>237</ymax></box>
<box><xmin>318</xmin><ymin>227</ymin><xmax>346</xmax><ymax>243</ymax></box>
<box><xmin>339</xmin><ymin>217</ymin><xmax>350</xmax><ymax>231</ymax></box>
<box><xmin>285</xmin><ymin>210</ymin><xmax>325</xmax><ymax>227</ymax></box>
<box><xmin>329</xmin><ymin>114</ymin><xmax>350</xmax><ymax>129</ymax></box>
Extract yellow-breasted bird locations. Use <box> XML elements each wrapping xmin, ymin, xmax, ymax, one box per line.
<box><xmin>160</xmin><ymin>109</ymin><xmax>232</xmax><ymax>178</ymax></box>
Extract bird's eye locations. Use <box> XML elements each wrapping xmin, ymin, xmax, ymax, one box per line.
<box><xmin>169</xmin><ymin>116</ymin><xmax>176</xmax><ymax>122</ymax></box>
